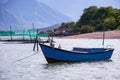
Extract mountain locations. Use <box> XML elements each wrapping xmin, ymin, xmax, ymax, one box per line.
<box><xmin>38</xmin><ymin>24</ymin><xmax>61</xmax><ymax>32</ymax></box>
<box><xmin>0</xmin><ymin>0</ymin><xmax>72</xmax><ymax>30</ymax></box>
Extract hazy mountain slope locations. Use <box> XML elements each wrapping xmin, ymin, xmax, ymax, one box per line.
<box><xmin>0</xmin><ymin>0</ymin><xmax>72</xmax><ymax>30</ymax></box>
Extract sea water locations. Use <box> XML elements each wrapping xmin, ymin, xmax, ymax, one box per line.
<box><xmin>0</xmin><ymin>39</ymin><xmax>120</xmax><ymax>80</ymax></box>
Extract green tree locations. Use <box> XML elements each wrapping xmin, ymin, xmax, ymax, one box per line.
<box><xmin>80</xmin><ymin>25</ymin><xmax>95</xmax><ymax>33</ymax></box>
<box><xmin>104</xmin><ymin>17</ymin><xmax>117</xmax><ymax>30</ymax></box>
<box><xmin>76</xmin><ymin>6</ymin><xmax>98</xmax><ymax>27</ymax></box>
<box><xmin>54</xmin><ymin>6</ymin><xmax>120</xmax><ymax>36</ymax></box>
<box><xmin>77</xmin><ymin>6</ymin><xmax>120</xmax><ymax>31</ymax></box>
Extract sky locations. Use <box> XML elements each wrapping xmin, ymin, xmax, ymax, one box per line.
<box><xmin>0</xmin><ymin>0</ymin><xmax>8</xmax><ymax>5</ymax></box>
<box><xmin>38</xmin><ymin>0</ymin><xmax>120</xmax><ymax>21</ymax></box>
<box><xmin>0</xmin><ymin>0</ymin><xmax>120</xmax><ymax>21</ymax></box>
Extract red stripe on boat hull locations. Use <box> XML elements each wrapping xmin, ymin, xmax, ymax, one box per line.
<box><xmin>45</xmin><ymin>57</ymin><xmax>71</xmax><ymax>63</ymax></box>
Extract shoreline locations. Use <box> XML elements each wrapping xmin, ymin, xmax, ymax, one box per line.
<box><xmin>59</xmin><ymin>30</ymin><xmax>120</xmax><ymax>39</ymax></box>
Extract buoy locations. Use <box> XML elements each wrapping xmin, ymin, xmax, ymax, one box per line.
<box><xmin>58</xmin><ymin>44</ymin><xmax>61</xmax><ymax>49</ymax></box>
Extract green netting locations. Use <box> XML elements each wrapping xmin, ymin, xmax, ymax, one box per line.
<box><xmin>14</xmin><ymin>30</ymin><xmax>37</xmax><ymax>38</ymax></box>
<box><xmin>0</xmin><ymin>31</ymin><xmax>15</xmax><ymax>36</ymax></box>
<box><xmin>0</xmin><ymin>30</ymin><xmax>49</xmax><ymax>38</ymax></box>
<box><xmin>38</xmin><ymin>33</ymin><xmax>49</xmax><ymax>37</ymax></box>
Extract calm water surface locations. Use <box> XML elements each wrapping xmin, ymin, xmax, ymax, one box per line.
<box><xmin>0</xmin><ymin>39</ymin><xmax>120</xmax><ymax>80</ymax></box>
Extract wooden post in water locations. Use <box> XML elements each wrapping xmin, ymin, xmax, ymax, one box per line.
<box><xmin>23</xmin><ymin>29</ymin><xmax>25</xmax><ymax>40</ymax></box>
<box><xmin>33</xmin><ymin>36</ymin><xmax>36</xmax><ymax>51</ymax></box>
<box><xmin>37</xmin><ymin>29</ymin><xmax>39</xmax><ymax>51</ymax></box>
<box><xmin>102</xmin><ymin>15</ymin><xmax>105</xmax><ymax>47</ymax></box>
<box><xmin>10</xmin><ymin>25</ymin><xmax>12</xmax><ymax>40</ymax></box>
<box><xmin>102</xmin><ymin>31</ymin><xmax>105</xmax><ymax>47</ymax></box>
<box><xmin>32</xmin><ymin>23</ymin><xmax>35</xmax><ymax>40</ymax></box>
<box><xmin>51</xmin><ymin>30</ymin><xmax>54</xmax><ymax>43</ymax></box>
<box><xmin>33</xmin><ymin>29</ymin><xmax>39</xmax><ymax>51</ymax></box>
<box><xmin>28</xmin><ymin>30</ymin><xmax>32</xmax><ymax>42</ymax></box>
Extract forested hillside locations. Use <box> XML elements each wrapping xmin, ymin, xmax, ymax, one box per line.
<box><xmin>54</xmin><ymin>6</ymin><xmax>120</xmax><ymax>35</ymax></box>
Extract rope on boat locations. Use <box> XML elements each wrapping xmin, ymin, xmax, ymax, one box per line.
<box><xmin>14</xmin><ymin>53</ymin><xmax>38</xmax><ymax>63</ymax></box>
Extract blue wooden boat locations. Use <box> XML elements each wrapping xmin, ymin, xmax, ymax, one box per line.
<box><xmin>39</xmin><ymin>43</ymin><xmax>114</xmax><ymax>63</ymax></box>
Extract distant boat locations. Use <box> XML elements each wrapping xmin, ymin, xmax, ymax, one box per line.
<box><xmin>39</xmin><ymin>43</ymin><xmax>114</xmax><ymax>63</ymax></box>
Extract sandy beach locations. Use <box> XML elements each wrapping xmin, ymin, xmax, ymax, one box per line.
<box><xmin>61</xmin><ymin>30</ymin><xmax>120</xmax><ymax>39</ymax></box>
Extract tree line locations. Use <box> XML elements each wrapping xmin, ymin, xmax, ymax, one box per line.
<box><xmin>54</xmin><ymin>6</ymin><xmax>120</xmax><ymax>35</ymax></box>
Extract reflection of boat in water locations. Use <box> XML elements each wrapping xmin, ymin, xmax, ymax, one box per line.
<box><xmin>39</xmin><ymin>43</ymin><xmax>114</xmax><ymax>63</ymax></box>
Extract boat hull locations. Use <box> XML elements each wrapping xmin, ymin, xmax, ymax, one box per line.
<box><xmin>39</xmin><ymin>44</ymin><xmax>114</xmax><ymax>63</ymax></box>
